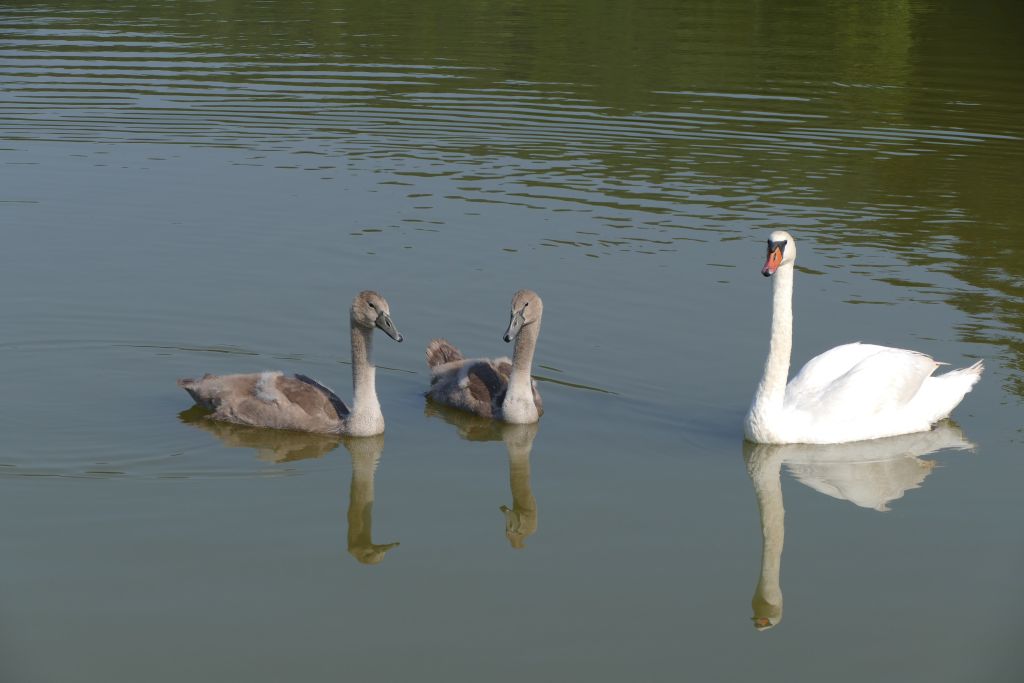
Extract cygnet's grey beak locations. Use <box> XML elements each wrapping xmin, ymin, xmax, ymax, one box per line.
<box><xmin>503</xmin><ymin>309</ymin><xmax>525</xmax><ymax>343</ymax></box>
<box><xmin>375</xmin><ymin>311</ymin><xmax>403</xmax><ymax>342</ymax></box>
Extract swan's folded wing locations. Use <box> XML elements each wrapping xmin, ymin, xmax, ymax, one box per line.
<box><xmin>785</xmin><ymin>343</ymin><xmax>891</xmax><ymax>403</ymax></box>
<box><xmin>792</xmin><ymin>348</ymin><xmax>938</xmax><ymax>417</ymax></box>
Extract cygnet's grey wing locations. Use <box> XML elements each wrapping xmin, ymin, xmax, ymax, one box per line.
<box><xmin>177</xmin><ymin>371</ymin><xmax>347</xmax><ymax>433</ymax></box>
<box><xmin>427</xmin><ymin>358</ymin><xmax>510</xmax><ymax>419</ymax></box>
<box><xmin>293</xmin><ymin>374</ymin><xmax>350</xmax><ymax>419</ymax></box>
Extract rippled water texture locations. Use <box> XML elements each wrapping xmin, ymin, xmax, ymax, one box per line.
<box><xmin>1</xmin><ymin>2</ymin><xmax>1022</xmax><ymax>681</ymax></box>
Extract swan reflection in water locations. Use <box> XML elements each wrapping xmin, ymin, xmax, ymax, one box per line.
<box><xmin>178</xmin><ymin>407</ymin><xmax>398</xmax><ymax>564</ymax></box>
<box><xmin>744</xmin><ymin>422</ymin><xmax>974</xmax><ymax>631</ymax></box>
<box><xmin>425</xmin><ymin>401</ymin><xmax>539</xmax><ymax>548</ymax></box>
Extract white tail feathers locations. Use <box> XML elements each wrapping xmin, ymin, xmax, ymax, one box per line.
<box><xmin>921</xmin><ymin>359</ymin><xmax>984</xmax><ymax>424</ymax></box>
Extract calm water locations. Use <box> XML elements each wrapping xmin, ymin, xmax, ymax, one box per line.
<box><xmin>2</xmin><ymin>1</ymin><xmax>1022</xmax><ymax>681</ymax></box>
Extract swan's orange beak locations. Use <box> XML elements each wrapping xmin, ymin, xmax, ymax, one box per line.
<box><xmin>762</xmin><ymin>244</ymin><xmax>784</xmax><ymax>277</ymax></box>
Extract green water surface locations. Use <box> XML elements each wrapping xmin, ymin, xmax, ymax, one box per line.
<box><xmin>1</xmin><ymin>2</ymin><xmax>1022</xmax><ymax>681</ymax></box>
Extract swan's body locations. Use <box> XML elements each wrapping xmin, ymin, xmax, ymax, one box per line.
<box><xmin>744</xmin><ymin>231</ymin><xmax>983</xmax><ymax>445</ymax></box>
<box><xmin>178</xmin><ymin>291</ymin><xmax>403</xmax><ymax>437</ymax></box>
<box><xmin>426</xmin><ymin>290</ymin><xmax>544</xmax><ymax>424</ymax></box>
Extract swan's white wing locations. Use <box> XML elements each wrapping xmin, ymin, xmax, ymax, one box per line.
<box><xmin>790</xmin><ymin>347</ymin><xmax>938</xmax><ymax>418</ymax></box>
<box><xmin>785</xmin><ymin>343</ymin><xmax>890</xmax><ymax>402</ymax></box>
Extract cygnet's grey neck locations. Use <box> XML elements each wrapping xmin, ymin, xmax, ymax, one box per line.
<box><xmin>350</xmin><ymin>319</ymin><xmax>381</xmax><ymax>422</ymax></box>
<box><xmin>509</xmin><ymin>319</ymin><xmax>540</xmax><ymax>395</ymax></box>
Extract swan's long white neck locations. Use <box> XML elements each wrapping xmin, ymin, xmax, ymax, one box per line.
<box><xmin>349</xmin><ymin>320</ymin><xmax>382</xmax><ymax>426</ymax></box>
<box><xmin>503</xmin><ymin>319</ymin><xmax>540</xmax><ymax>422</ymax></box>
<box><xmin>750</xmin><ymin>263</ymin><xmax>794</xmax><ymax>424</ymax></box>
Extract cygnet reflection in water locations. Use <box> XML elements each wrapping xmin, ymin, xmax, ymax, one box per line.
<box><xmin>424</xmin><ymin>400</ymin><xmax>539</xmax><ymax>548</ymax></box>
<box><xmin>178</xmin><ymin>405</ymin><xmax>342</xmax><ymax>462</ymax></box>
<box><xmin>178</xmin><ymin>407</ymin><xmax>397</xmax><ymax>565</ymax></box>
<box><xmin>743</xmin><ymin>422</ymin><xmax>974</xmax><ymax>631</ymax></box>
<box><xmin>343</xmin><ymin>434</ymin><xmax>399</xmax><ymax>565</ymax></box>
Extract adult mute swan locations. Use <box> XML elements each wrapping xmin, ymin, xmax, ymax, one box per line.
<box><xmin>425</xmin><ymin>289</ymin><xmax>544</xmax><ymax>424</ymax></box>
<box><xmin>178</xmin><ymin>290</ymin><xmax>403</xmax><ymax>436</ymax></box>
<box><xmin>744</xmin><ymin>231</ymin><xmax>983</xmax><ymax>444</ymax></box>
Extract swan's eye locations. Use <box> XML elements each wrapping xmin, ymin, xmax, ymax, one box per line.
<box><xmin>368</xmin><ymin>302</ymin><xmax>376</xmax><ymax>310</ymax></box>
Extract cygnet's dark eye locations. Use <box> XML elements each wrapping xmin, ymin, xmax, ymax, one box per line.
<box><xmin>368</xmin><ymin>302</ymin><xmax>376</xmax><ymax>310</ymax></box>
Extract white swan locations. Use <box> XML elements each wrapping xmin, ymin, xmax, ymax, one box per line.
<box><xmin>178</xmin><ymin>290</ymin><xmax>403</xmax><ymax>437</ymax></box>
<box><xmin>745</xmin><ymin>231</ymin><xmax>983</xmax><ymax>444</ymax></box>
<box><xmin>425</xmin><ymin>289</ymin><xmax>543</xmax><ymax>424</ymax></box>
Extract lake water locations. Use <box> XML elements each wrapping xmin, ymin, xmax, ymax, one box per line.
<box><xmin>2</xmin><ymin>1</ymin><xmax>1022</xmax><ymax>681</ymax></box>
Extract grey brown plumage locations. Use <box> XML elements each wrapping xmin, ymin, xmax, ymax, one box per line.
<box><xmin>177</xmin><ymin>290</ymin><xmax>401</xmax><ymax>436</ymax></box>
<box><xmin>177</xmin><ymin>371</ymin><xmax>349</xmax><ymax>433</ymax></box>
<box><xmin>426</xmin><ymin>338</ymin><xmax>464</xmax><ymax>369</ymax></box>
<box><xmin>425</xmin><ymin>290</ymin><xmax>544</xmax><ymax>423</ymax></box>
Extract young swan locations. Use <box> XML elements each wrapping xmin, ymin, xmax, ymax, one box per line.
<box><xmin>425</xmin><ymin>289</ymin><xmax>544</xmax><ymax>424</ymax></box>
<box><xmin>745</xmin><ymin>231</ymin><xmax>983</xmax><ymax>444</ymax></box>
<box><xmin>178</xmin><ymin>290</ymin><xmax>403</xmax><ymax>436</ymax></box>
